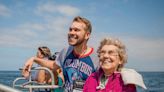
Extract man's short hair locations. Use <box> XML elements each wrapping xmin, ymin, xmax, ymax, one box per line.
<box><xmin>73</xmin><ymin>16</ymin><xmax>92</xmax><ymax>33</ymax></box>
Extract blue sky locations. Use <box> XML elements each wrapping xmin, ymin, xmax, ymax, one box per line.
<box><xmin>0</xmin><ymin>0</ymin><xmax>164</xmax><ymax>71</ymax></box>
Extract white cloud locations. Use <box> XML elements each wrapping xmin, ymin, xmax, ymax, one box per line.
<box><xmin>19</xmin><ymin>23</ymin><xmax>46</xmax><ymax>31</ymax></box>
<box><xmin>0</xmin><ymin>28</ymin><xmax>36</xmax><ymax>48</ymax></box>
<box><xmin>36</xmin><ymin>2</ymin><xmax>80</xmax><ymax>16</ymax></box>
<box><xmin>57</xmin><ymin>5</ymin><xmax>80</xmax><ymax>16</ymax></box>
<box><xmin>0</xmin><ymin>16</ymin><xmax>70</xmax><ymax>49</ymax></box>
<box><xmin>36</xmin><ymin>2</ymin><xmax>56</xmax><ymax>14</ymax></box>
<box><xmin>0</xmin><ymin>2</ymin><xmax>79</xmax><ymax>49</ymax></box>
<box><xmin>125</xmin><ymin>37</ymin><xmax>164</xmax><ymax>61</ymax></box>
<box><xmin>0</xmin><ymin>4</ymin><xmax>11</xmax><ymax>17</ymax></box>
<box><xmin>0</xmin><ymin>34</ymin><xmax>23</xmax><ymax>46</ymax></box>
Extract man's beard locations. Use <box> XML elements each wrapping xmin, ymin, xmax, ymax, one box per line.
<box><xmin>68</xmin><ymin>35</ymin><xmax>85</xmax><ymax>46</ymax></box>
<box><xmin>71</xmin><ymin>38</ymin><xmax>85</xmax><ymax>46</ymax></box>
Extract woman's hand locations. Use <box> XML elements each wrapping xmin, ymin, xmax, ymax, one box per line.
<box><xmin>22</xmin><ymin>57</ymin><xmax>35</xmax><ymax>78</ymax></box>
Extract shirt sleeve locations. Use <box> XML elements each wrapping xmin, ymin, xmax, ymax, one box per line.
<box><xmin>55</xmin><ymin>48</ymin><xmax>65</xmax><ymax>67</ymax></box>
<box><xmin>55</xmin><ymin>46</ymin><xmax>73</xmax><ymax>69</ymax></box>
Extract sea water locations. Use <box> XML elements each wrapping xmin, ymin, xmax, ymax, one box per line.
<box><xmin>0</xmin><ymin>71</ymin><xmax>164</xmax><ymax>92</ymax></box>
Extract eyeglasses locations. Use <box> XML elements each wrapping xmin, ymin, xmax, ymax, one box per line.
<box><xmin>99</xmin><ymin>50</ymin><xmax>119</xmax><ymax>57</ymax></box>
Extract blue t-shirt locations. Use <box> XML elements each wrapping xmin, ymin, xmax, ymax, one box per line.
<box><xmin>56</xmin><ymin>46</ymin><xmax>99</xmax><ymax>92</ymax></box>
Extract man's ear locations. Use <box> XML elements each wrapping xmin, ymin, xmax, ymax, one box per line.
<box><xmin>119</xmin><ymin>60</ymin><xmax>122</xmax><ymax>65</ymax></box>
<box><xmin>85</xmin><ymin>32</ymin><xmax>90</xmax><ymax>40</ymax></box>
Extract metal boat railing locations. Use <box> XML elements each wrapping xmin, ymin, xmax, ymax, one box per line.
<box><xmin>13</xmin><ymin>67</ymin><xmax>63</xmax><ymax>92</ymax></box>
<box><xmin>0</xmin><ymin>84</ymin><xmax>22</xmax><ymax>92</ymax></box>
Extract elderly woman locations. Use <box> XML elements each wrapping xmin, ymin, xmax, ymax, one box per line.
<box><xmin>83</xmin><ymin>38</ymin><xmax>146</xmax><ymax>92</ymax></box>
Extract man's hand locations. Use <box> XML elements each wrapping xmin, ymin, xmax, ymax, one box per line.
<box><xmin>22</xmin><ymin>57</ymin><xmax>35</xmax><ymax>78</ymax></box>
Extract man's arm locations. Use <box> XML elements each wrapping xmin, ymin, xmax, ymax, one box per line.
<box><xmin>33</xmin><ymin>57</ymin><xmax>58</xmax><ymax>70</ymax></box>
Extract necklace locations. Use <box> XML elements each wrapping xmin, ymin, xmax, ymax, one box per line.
<box><xmin>97</xmin><ymin>74</ymin><xmax>108</xmax><ymax>90</ymax></box>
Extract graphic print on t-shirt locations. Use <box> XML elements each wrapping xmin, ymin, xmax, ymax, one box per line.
<box><xmin>63</xmin><ymin>51</ymin><xmax>95</xmax><ymax>92</ymax></box>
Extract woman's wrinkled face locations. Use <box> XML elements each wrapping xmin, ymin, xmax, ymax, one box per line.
<box><xmin>99</xmin><ymin>45</ymin><xmax>121</xmax><ymax>73</ymax></box>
